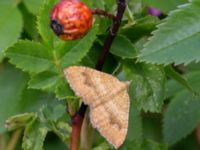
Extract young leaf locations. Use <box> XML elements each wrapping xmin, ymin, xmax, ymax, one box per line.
<box><xmin>138</xmin><ymin>1</ymin><xmax>200</xmax><ymax>65</ymax></box>
<box><xmin>22</xmin><ymin>118</ymin><xmax>48</xmax><ymax>150</ymax></box>
<box><xmin>0</xmin><ymin>2</ymin><xmax>23</xmax><ymax>61</ymax></box>
<box><xmin>163</xmin><ymin>91</ymin><xmax>200</xmax><ymax>145</ymax></box>
<box><xmin>110</xmin><ymin>35</ymin><xmax>137</xmax><ymax>59</ymax></box>
<box><xmin>5</xmin><ymin>113</ymin><xmax>35</xmax><ymax>131</ymax></box>
<box><xmin>40</xmin><ymin>105</ymin><xmax>71</xmax><ymax>143</ymax></box>
<box><xmin>124</xmin><ymin>61</ymin><xmax>165</xmax><ymax>112</ymax></box>
<box><xmin>61</xmin><ymin>25</ymin><xmax>98</xmax><ymax>68</ymax></box>
<box><xmin>6</xmin><ymin>40</ymin><xmax>54</xmax><ymax>74</ymax></box>
<box><xmin>28</xmin><ymin>71</ymin><xmax>59</xmax><ymax>91</ymax></box>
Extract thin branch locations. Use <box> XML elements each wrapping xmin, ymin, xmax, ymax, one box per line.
<box><xmin>70</xmin><ymin>1</ymin><xmax>127</xmax><ymax>150</ymax></box>
<box><xmin>91</xmin><ymin>8</ymin><xmax>117</xmax><ymax>21</ymax></box>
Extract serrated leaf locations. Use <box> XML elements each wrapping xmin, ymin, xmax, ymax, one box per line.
<box><xmin>163</xmin><ymin>91</ymin><xmax>200</xmax><ymax>145</ymax></box>
<box><xmin>110</xmin><ymin>35</ymin><xmax>137</xmax><ymax>58</ymax></box>
<box><xmin>29</xmin><ymin>71</ymin><xmax>59</xmax><ymax>91</ymax></box>
<box><xmin>42</xmin><ymin>105</ymin><xmax>66</xmax><ymax>122</ymax></box>
<box><xmin>6</xmin><ymin>40</ymin><xmax>54</xmax><ymax>74</ymax></box>
<box><xmin>40</xmin><ymin>105</ymin><xmax>71</xmax><ymax>143</ymax></box>
<box><xmin>52</xmin><ymin>121</ymin><xmax>71</xmax><ymax>143</ymax></box>
<box><xmin>124</xmin><ymin>61</ymin><xmax>165</xmax><ymax>112</ymax></box>
<box><xmin>139</xmin><ymin>1</ymin><xmax>200</xmax><ymax>65</ymax></box>
<box><xmin>61</xmin><ymin>25</ymin><xmax>98</xmax><ymax>68</ymax></box>
<box><xmin>5</xmin><ymin>113</ymin><xmax>35</xmax><ymax>131</ymax></box>
<box><xmin>37</xmin><ymin>0</ymin><xmax>58</xmax><ymax>45</ymax></box>
<box><xmin>22</xmin><ymin>118</ymin><xmax>48</xmax><ymax>150</ymax></box>
<box><xmin>0</xmin><ymin>2</ymin><xmax>23</xmax><ymax>61</ymax></box>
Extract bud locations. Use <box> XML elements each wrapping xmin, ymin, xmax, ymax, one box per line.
<box><xmin>50</xmin><ymin>0</ymin><xmax>93</xmax><ymax>40</ymax></box>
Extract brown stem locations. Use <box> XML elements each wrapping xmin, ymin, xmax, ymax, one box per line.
<box><xmin>196</xmin><ymin>124</ymin><xmax>200</xmax><ymax>148</ymax></box>
<box><xmin>91</xmin><ymin>9</ymin><xmax>117</xmax><ymax>21</ymax></box>
<box><xmin>7</xmin><ymin>129</ymin><xmax>22</xmax><ymax>150</ymax></box>
<box><xmin>69</xmin><ymin>0</ymin><xmax>127</xmax><ymax>150</ymax></box>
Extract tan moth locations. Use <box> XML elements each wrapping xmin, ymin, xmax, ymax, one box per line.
<box><xmin>64</xmin><ymin>66</ymin><xmax>130</xmax><ymax>148</ymax></box>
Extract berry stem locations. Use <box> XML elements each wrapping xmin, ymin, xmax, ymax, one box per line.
<box><xmin>91</xmin><ymin>8</ymin><xmax>117</xmax><ymax>21</ymax></box>
<box><xmin>70</xmin><ymin>1</ymin><xmax>127</xmax><ymax>150</ymax></box>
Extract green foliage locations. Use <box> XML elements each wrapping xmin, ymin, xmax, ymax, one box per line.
<box><xmin>6</xmin><ymin>0</ymin><xmax>99</xmax><ymax>99</ymax></box>
<box><xmin>0</xmin><ymin>1</ymin><xmax>23</xmax><ymax>62</ymax></box>
<box><xmin>110</xmin><ymin>35</ymin><xmax>137</xmax><ymax>58</ymax></box>
<box><xmin>143</xmin><ymin>0</ymin><xmax>188</xmax><ymax>13</ymax></box>
<box><xmin>124</xmin><ymin>61</ymin><xmax>165</xmax><ymax>112</ymax></box>
<box><xmin>164</xmin><ymin>92</ymin><xmax>200</xmax><ymax>146</ymax></box>
<box><xmin>139</xmin><ymin>0</ymin><xmax>200</xmax><ymax>65</ymax></box>
<box><xmin>1</xmin><ymin>0</ymin><xmax>200</xmax><ymax>149</ymax></box>
<box><xmin>22</xmin><ymin>118</ymin><xmax>48</xmax><ymax>150</ymax></box>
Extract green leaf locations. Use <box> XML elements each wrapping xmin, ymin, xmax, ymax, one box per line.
<box><xmin>55</xmin><ymin>78</ymin><xmax>74</xmax><ymax>100</ymax></box>
<box><xmin>6</xmin><ymin>40</ymin><xmax>54</xmax><ymax>74</ymax></box>
<box><xmin>23</xmin><ymin>0</ymin><xmax>44</xmax><ymax>14</ymax></box>
<box><xmin>41</xmin><ymin>105</ymin><xmax>66</xmax><ymax>122</ymax></box>
<box><xmin>143</xmin><ymin>0</ymin><xmax>187</xmax><ymax>13</ymax></box>
<box><xmin>19</xmin><ymin>3</ymin><xmax>38</xmax><ymax>39</ymax></box>
<box><xmin>110</xmin><ymin>35</ymin><xmax>137</xmax><ymax>58</ymax></box>
<box><xmin>166</xmin><ymin>71</ymin><xmax>200</xmax><ymax>98</ymax></box>
<box><xmin>40</xmin><ymin>105</ymin><xmax>71</xmax><ymax>143</ymax></box>
<box><xmin>29</xmin><ymin>71</ymin><xmax>59</xmax><ymax>91</ymax></box>
<box><xmin>5</xmin><ymin>113</ymin><xmax>35</xmax><ymax>131</ymax></box>
<box><xmin>126</xmin><ymin>101</ymin><xmax>142</xmax><ymax>142</ymax></box>
<box><xmin>163</xmin><ymin>91</ymin><xmax>200</xmax><ymax>145</ymax></box>
<box><xmin>120</xmin><ymin>102</ymin><xmax>143</xmax><ymax>150</ymax></box>
<box><xmin>22</xmin><ymin>118</ymin><xmax>48</xmax><ymax>150</ymax></box>
<box><xmin>0</xmin><ymin>2</ymin><xmax>23</xmax><ymax>61</ymax></box>
<box><xmin>124</xmin><ymin>61</ymin><xmax>165</xmax><ymax>112</ymax></box>
<box><xmin>164</xmin><ymin>66</ymin><xmax>195</xmax><ymax>94</ymax></box>
<box><xmin>138</xmin><ymin>1</ymin><xmax>200</xmax><ymax>65</ymax></box>
<box><xmin>142</xmin><ymin>139</ymin><xmax>167</xmax><ymax>150</ymax></box>
<box><xmin>61</xmin><ymin>25</ymin><xmax>98</xmax><ymax>68</ymax></box>
<box><xmin>92</xmin><ymin>142</ymin><xmax>111</xmax><ymax>150</ymax></box>
<box><xmin>0</xmin><ymin>64</ymin><xmax>27</xmax><ymax>133</ymax></box>
<box><xmin>120</xmin><ymin>16</ymin><xmax>160</xmax><ymax>43</ymax></box>
<box><xmin>37</xmin><ymin>0</ymin><xmax>58</xmax><ymax>45</ymax></box>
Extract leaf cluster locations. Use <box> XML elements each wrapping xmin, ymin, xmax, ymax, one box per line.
<box><xmin>1</xmin><ymin>0</ymin><xmax>200</xmax><ymax>149</ymax></box>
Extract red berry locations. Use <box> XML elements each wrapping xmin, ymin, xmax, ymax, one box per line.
<box><xmin>50</xmin><ymin>0</ymin><xmax>93</xmax><ymax>41</ymax></box>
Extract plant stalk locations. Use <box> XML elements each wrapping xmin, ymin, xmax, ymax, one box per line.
<box><xmin>70</xmin><ymin>1</ymin><xmax>127</xmax><ymax>150</ymax></box>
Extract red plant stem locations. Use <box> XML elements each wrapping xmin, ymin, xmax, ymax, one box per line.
<box><xmin>70</xmin><ymin>1</ymin><xmax>127</xmax><ymax>150</ymax></box>
<box><xmin>196</xmin><ymin>124</ymin><xmax>200</xmax><ymax>148</ymax></box>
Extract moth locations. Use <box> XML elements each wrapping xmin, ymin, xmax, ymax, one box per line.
<box><xmin>64</xmin><ymin>66</ymin><xmax>130</xmax><ymax>148</ymax></box>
